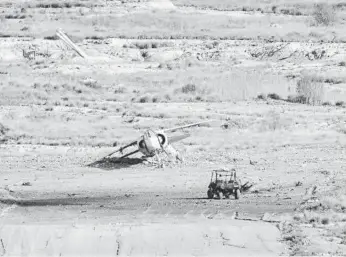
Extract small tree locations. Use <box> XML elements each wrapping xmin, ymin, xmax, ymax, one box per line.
<box><xmin>296</xmin><ymin>75</ymin><xmax>325</xmax><ymax>105</ymax></box>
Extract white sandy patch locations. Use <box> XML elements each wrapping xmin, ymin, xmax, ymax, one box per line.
<box><xmin>0</xmin><ymin>218</ymin><xmax>286</xmax><ymax>256</ymax></box>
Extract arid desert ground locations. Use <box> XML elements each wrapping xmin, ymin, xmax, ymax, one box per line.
<box><xmin>0</xmin><ymin>0</ymin><xmax>346</xmax><ymax>256</ymax></box>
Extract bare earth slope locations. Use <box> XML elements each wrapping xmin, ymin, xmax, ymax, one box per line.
<box><xmin>1</xmin><ymin>0</ymin><xmax>346</xmax><ymax>256</ymax></box>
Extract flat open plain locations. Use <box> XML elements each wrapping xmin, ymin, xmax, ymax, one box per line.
<box><xmin>1</xmin><ymin>0</ymin><xmax>346</xmax><ymax>256</ymax></box>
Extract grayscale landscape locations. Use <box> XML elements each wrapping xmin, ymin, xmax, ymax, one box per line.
<box><xmin>0</xmin><ymin>0</ymin><xmax>346</xmax><ymax>256</ymax></box>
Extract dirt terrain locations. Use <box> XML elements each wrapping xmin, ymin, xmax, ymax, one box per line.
<box><xmin>1</xmin><ymin>0</ymin><xmax>346</xmax><ymax>256</ymax></box>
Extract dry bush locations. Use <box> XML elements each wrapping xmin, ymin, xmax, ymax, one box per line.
<box><xmin>114</xmin><ymin>86</ymin><xmax>126</xmax><ymax>94</ymax></box>
<box><xmin>296</xmin><ymin>74</ymin><xmax>325</xmax><ymax>105</ymax></box>
<box><xmin>5</xmin><ymin>14</ymin><xmax>26</xmax><ymax>19</ymax></box>
<box><xmin>124</xmin><ymin>41</ymin><xmax>169</xmax><ymax>49</ymax></box>
<box><xmin>287</xmin><ymin>95</ymin><xmax>308</xmax><ymax>104</ymax></box>
<box><xmin>138</xmin><ymin>94</ymin><xmax>153</xmax><ymax>103</ymax></box>
<box><xmin>267</xmin><ymin>93</ymin><xmax>281</xmax><ymax>100</ymax></box>
<box><xmin>181</xmin><ymin>84</ymin><xmax>196</xmax><ymax>94</ymax></box>
<box><xmin>0</xmin><ymin>123</ymin><xmax>9</xmax><ymax>136</ymax></box>
<box><xmin>322</xmin><ymin>194</ymin><xmax>346</xmax><ymax>212</ymax></box>
<box><xmin>335</xmin><ymin>101</ymin><xmax>345</xmax><ymax>107</ymax></box>
<box><xmin>322</xmin><ymin>101</ymin><xmax>332</xmax><ymax>106</ymax></box>
<box><xmin>312</xmin><ymin>4</ymin><xmax>336</xmax><ymax>26</ymax></box>
<box><xmin>35</xmin><ymin>2</ymin><xmax>88</xmax><ymax>8</ymax></box>
<box><xmin>256</xmin><ymin>93</ymin><xmax>267</xmax><ymax>100</ymax></box>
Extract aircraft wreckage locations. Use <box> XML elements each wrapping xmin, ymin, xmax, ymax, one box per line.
<box><xmin>95</xmin><ymin>120</ymin><xmax>212</xmax><ymax>167</ymax></box>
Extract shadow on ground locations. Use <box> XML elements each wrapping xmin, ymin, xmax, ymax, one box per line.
<box><xmin>86</xmin><ymin>157</ymin><xmax>145</xmax><ymax>170</ymax></box>
<box><xmin>174</xmin><ymin>197</ymin><xmax>239</xmax><ymax>200</ymax></box>
<box><xmin>0</xmin><ymin>194</ymin><xmax>135</xmax><ymax>207</ymax></box>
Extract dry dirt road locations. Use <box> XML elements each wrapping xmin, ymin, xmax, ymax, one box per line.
<box><xmin>0</xmin><ymin>144</ymin><xmax>294</xmax><ymax>256</ymax></box>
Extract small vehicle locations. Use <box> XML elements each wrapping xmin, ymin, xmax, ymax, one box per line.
<box><xmin>207</xmin><ymin>169</ymin><xmax>242</xmax><ymax>200</ymax></box>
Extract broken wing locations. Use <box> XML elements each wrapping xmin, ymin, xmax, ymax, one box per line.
<box><xmin>163</xmin><ymin>120</ymin><xmax>212</xmax><ymax>133</ymax></box>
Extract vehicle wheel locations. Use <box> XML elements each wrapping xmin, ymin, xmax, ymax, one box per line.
<box><xmin>215</xmin><ymin>191</ymin><xmax>221</xmax><ymax>199</ymax></box>
<box><xmin>207</xmin><ymin>189</ymin><xmax>214</xmax><ymax>199</ymax></box>
<box><xmin>235</xmin><ymin>189</ymin><xmax>241</xmax><ymax>200</ymax></box>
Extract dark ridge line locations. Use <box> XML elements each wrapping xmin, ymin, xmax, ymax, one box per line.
<box><xmin>234</xmin><ymin>216</ymin><xmax>281</xmax><ymax>223</ymax></box>
<box><xmin>177</xmin><ymin>5</ymin><xmax>310</xmax><ymax>16</ymax></box>
<box><xmin>1</xmin><ymin>34</ymin><xmax>345</xmax><ymax>45</ymax></box>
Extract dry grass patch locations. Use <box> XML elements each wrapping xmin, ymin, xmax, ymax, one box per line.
<box><xmin>312</xmin><ymin>3</ymin><xmax>336</xmax><ymax>26</ymax></box>
<box><xmin>257</xmin><ymin>110</ymin><xmax>293</xmax><ymax>132</ymax></box>
<box><xmin>2</xmin><ymin>5</ymin><xmax>344</xmax><ymax>42</ymax></box>
<box><xmin>110</xmin><ymin>66</ymin><xmax>291</xmax><ymax>103</ymax></box>
<box><xmin>295</xmin><ymin>74</ymin><xmax>325</xmax><ymax>105</ymax></box>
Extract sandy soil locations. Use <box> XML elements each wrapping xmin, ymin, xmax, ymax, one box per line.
<box><xmin>1</xmin><ymin>0</ymin><xmax>346</xmax><ymax>256</ymax></box>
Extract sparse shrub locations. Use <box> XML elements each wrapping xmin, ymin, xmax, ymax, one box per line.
<box><xmin>257</xmin><ymin>93</ymin><xmax>267</xmax><ymax>100</ymax></box>
<box><xmin>166</xmin><ymin>63</ymin><xmax>175</xmax><ymax>70</ymax></box>
<box><xmin>205</xmin><ymin>43</ymin><xmax>213</xmax><ymax>50</ymax></box>
<box><xmin>324</xmin><ymin>78</ymin><xmax>342</xmax><ymax>84</ymax></box>
<box><xmin>164</xmin><ymin>94</ymin><xmax>171</xmax><ymax>101</ymax></box>
<box><xmin>152</xmin><ymin>95</ymin><xmax>161</xmax><ymax>103</ymax></box>
<box><xmin>295</xmin><ymin>181</ymin><xmax>303</xmax><ymax>187</ymax></box>
<box><xmin>141</xmin><ymin>51</ymin><xmax>149</xmax><ymax>59</ymax></box>
<box><xmin>321</xmin><ymin>195</ymin><xmax>346</xmax><ymax>212</ymax></box>
<box><xmin>73</xmin><ymin>88</ymin><xmax>82</xmax><ymax>94</ymax></box>
<box><xmin>296</xmin><ymin>74</ymin><xmax>325</xmax><ymax>105</ymax></box>
<box><xmin>83</xmin><ymin>79</ymin><xmax>99</xmax><ymax>89</ymax></box>
<box><xmin>267</xmin><ymin>93</ymin><xmax>281</xmax><ymax>100</ymax></box>
<box><xmin>86</xmin><ymin>36</ymin><xmax>105</xmax><ymax>40</ymax></box>
<box><xmin>155</xmin><ymin>113</ymin><xmax>166</xmax><ymax>119</ymax></box>
<box><xmin>280</xmin><ymin>9</ymin><xmax>290</xmax><ymax>15</ymax></box>
<box><xmin>5</xmin><ymin>14</ymin><xmax>26</xmax><ymax>19</ymax></box>
<box><xmin>339</xmin><ymin>61</ymin><xmax>346</xmax><ymax>66</ymax></box>
<box><xmin>312</xmin><ymin>4</ymin><xmax>336</xmax><ymax>26</ymax></box>
<box><xmin>35</xmin><ymin>3</ymin><xmax>83</xmax><ymax>8</ymax></box>
<box><xmin>272</xmin><ymin>6</ymin><xmax>277</xmax><ymax>13</ymax></box>
<box><xmin>280</xmin><ymin>8</ymin><xmax>302</xmax><ymax>16</ymax></box>
<box><xmin>44</xmin><ymin>35</ymin><xmax>59</xmax><ymax>40</ymax></box>
<box><xmin>65</xmin><ymin>102</ymin><xmax>74</xmax><ymax>107</ymax></box>
<box><xmin>321</xmin><ymin>217</ymin><xmax>329</xmax><ymax>225</ymax></box>
<box><xmin>257</xmin><ymin>8</ymin><xmax>263</xmax><ymax>13</ymax></box>
<box><xmin>0</xmin><ymin>33</ymin><xmax>11</xmax><ymax>38</ymax></box>
<box><xmin>135</xmin><ymin>42</ymin><xmax>152</xmax><ymax>49</ymax></box>
<box><xmin>114</xmin><ymin>86</ymin><xmax>126</xmax><ymax>94</ymax></box>
<box><xmin>0</xmin><ymin>122</ymin><xmax>9</xmax><ymax>136</ymax></box>
<box><xmin>287</xmin><ymin>95</ymin><xmax>307</xmax><ymax>104</ymax></box>
<box><xmin>181</xmin><ymin>84</ymin><xmax>196</xmax><ymax>94</ymax></box>
<box><xmin>212</xmin><ymin>41</ymin><xmax>219</xmax><ymax>48</ymax></box>
<box><xmin>139</xmin><ymin>95</ymin><xmax>152</xmax><ymax>103</ymax></box>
